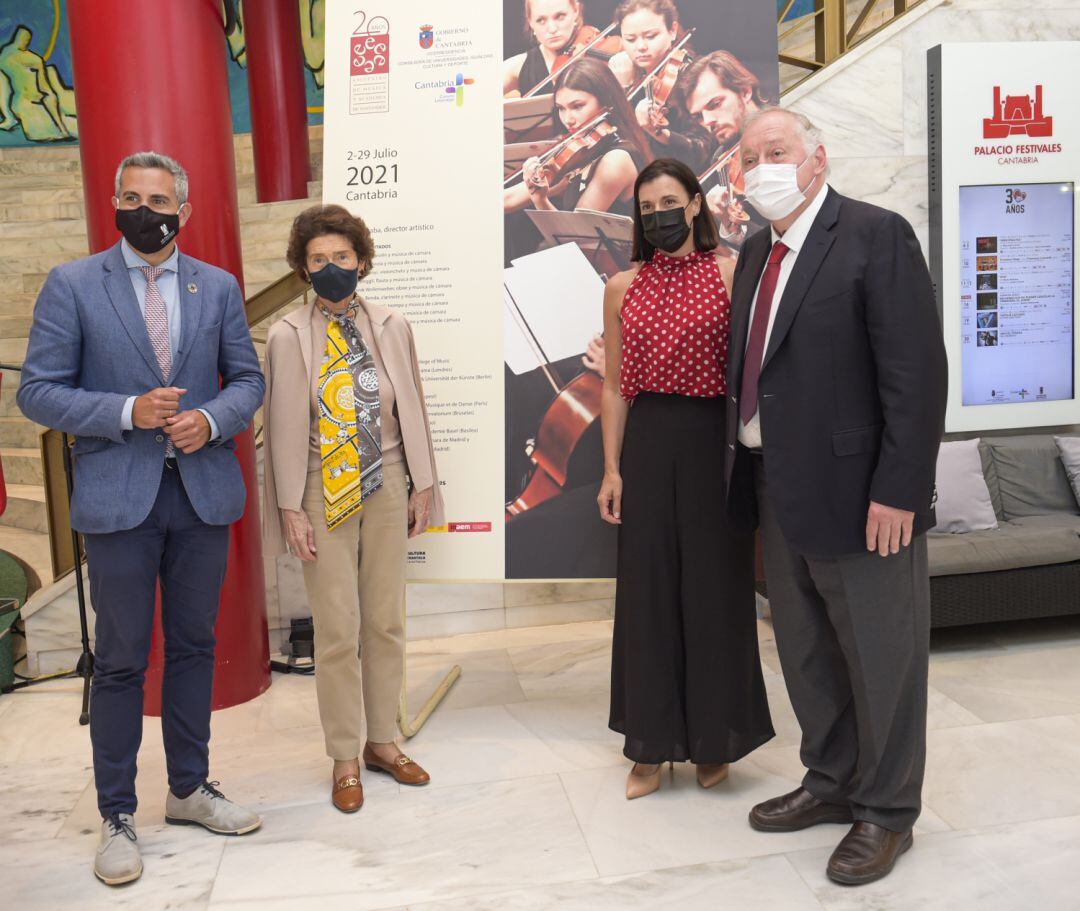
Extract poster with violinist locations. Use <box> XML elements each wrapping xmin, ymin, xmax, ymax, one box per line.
<box><xmin>321</xmin><ymin>1</ymin><xmax>777</xmax><ymax>581</ymax></box>
<box><xmin>502</xmin><ymin>0</ymin><xmax>779</xmax><ymax>579</ymax></box>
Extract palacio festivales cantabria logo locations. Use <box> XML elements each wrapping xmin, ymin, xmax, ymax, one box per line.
<box><xmin>975</xmin><ymin>84</ymin><xmax>1063</xmax><ymax>165</ymax></box>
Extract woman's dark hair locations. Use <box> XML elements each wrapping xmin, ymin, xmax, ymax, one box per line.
<box><xmin>630</xmin><ymin>157</ymin><xmax>719</xmax><ymax>261</ymax></box>
<box><xmin>523</xmin><ymin>0</ymin><xmax>582</xmax><ymax>43</ymax></box>
<box><xmin>552</xmin><ymin>57</ymin><xmax>654</xmax><ymax>167</ymax></box>
<box><xmin>286</xmin><ymin>204</ymin><xmax>375</xmax><ymax>282</ymax></box>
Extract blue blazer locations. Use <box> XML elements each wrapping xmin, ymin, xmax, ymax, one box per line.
<box><xmin>17</xmin><ymin>242</ymin><xmax>265</xmax><ymax>534</ymax></box>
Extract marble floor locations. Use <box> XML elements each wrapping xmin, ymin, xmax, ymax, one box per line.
<box><xmin>3</xmin><ymin>614</ymin><xmax>1080</xmax><ymax>910</ymax></box>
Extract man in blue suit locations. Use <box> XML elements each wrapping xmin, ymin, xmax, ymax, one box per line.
<box><xmin>18</xmin><ymin>151</ymin><xmax>266</xmax><ymax>886</ymax></box>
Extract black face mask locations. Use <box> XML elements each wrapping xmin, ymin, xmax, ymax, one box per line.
<box><xmin>115</xmin><ymin>205</ymin><xmax>181</xmax><ymax>254</ymax></box>
<box><xmin>642</xmin><ymin>201</ymin><xmax>693</xmax><ymax>254</ymax></box>
<box><xmin>309</xmin><ymin>262</ymin><xmax>359</xmax><ymax>303</ymax></box>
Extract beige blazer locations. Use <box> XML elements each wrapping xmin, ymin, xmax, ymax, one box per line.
<box><xmin>261</xmin><ymin>298</ymin><xmax>445</xmax><ymax>556</ymax></box>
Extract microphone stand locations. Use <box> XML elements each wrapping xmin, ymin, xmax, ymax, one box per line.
<box><xmin>61</xmin><ymin>433</ymin><xmax>93</xmax><ymax>725</ymax></box>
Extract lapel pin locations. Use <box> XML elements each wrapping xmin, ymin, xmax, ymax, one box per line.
<box><xmin>187</xmin><ymin>282</ymin><xmax>198</xmax><ymax>294</ymax></box>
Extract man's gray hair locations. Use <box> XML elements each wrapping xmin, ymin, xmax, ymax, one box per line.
<box><xmin>742</xmin><ymin>106</ymin><xmax>825</xmax><ymax>154</ymax></box>
<box><xmin>114</xmin><ymin>151</ymin><xmax>189</xmax><ymax>205</ymax></box>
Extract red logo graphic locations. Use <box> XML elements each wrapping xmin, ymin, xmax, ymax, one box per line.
<box><xmin>1012</xmin><ymin>188</ymin><xmax>1027</xmax><ymax>202</ymax></box>
<box><xmin>351</xmin><ymin>13</ymin><xmax>390</xmax><ymax>76</ymax></box>
<box><xmin>983</xmin><ymin>85</ymin><xmax>1052</xmax><ymax>139</ymax></box>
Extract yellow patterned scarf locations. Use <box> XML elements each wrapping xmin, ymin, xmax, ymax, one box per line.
<box><xmin>319</xmin><ymin>319</ymin><xmax>365</xmax><ymax>530</ymax></box>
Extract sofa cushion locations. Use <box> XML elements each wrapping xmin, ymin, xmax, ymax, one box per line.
<box><xmin>931</xmin><ymin>440</ymin><xmax>998</xmax><ymax>533</ymax></box>
<box><xmin>1054</xmin><ymin>436</ymin><xmax>1080</xmax><ymax>514</ymax></box>
<box><xmin>978</xmin><ymin>439</ymin><xmax>1004</xmax><ymax>521</ymax></box>
<box><xmin>983</xmin><ymin>435</ymin><xmax>1079</xmax><ymax>520</ymax></box>
<box><xmin>928</xmin><ymin>521</ymin><xmax>1080</xmax><ymax>577</ymax></box>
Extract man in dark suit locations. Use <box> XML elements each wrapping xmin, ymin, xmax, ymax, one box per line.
<box><xmin>723</xmin><ymin>109</ymin><xmax>947</xmax><ymax>886</ymax></box>
<box><xmin>18</xmin><ymin>152</ymin><xmax>265</xmax><ymax>885</ymax></box>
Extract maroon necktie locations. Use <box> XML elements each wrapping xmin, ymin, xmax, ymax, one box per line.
<box><xmin>740</xmin><ymin>240</ymin><xmax>789</xmax><ymax>426</ymax></box>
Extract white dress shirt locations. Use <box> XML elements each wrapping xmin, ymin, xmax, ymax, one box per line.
<box><xmin>738</xmin><ymin>183</ymin><xmax>831</xmax><ymax>450</ymax></box>
<box><xmin>118</xmin><ymin>239</ymin><xmax>219</xmax><ymax>440</ymax></box>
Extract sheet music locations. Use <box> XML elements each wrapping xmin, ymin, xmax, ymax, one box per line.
<box><xmin>504</xmin><ymin>243</ymin><xmax>605</xmax><ymax>374</ymax></box>
<box><xmin>504</xmin><ymin>95</ymin><xmax>556</xmax><ymax>142</ymax></box>
<box><xmin>503</xmin><ymin>280</ymin><xmax>542</xmax><ymax>375</ymax></box>
<box><xmin>524</xmin><ymin>208</ymin><xmax>634</xmax><ymax>250</ymax></box>
<box><xmin>504</xmin><ymin>140</ymin><xmax>559</xmax><ymax>178</ymax></box>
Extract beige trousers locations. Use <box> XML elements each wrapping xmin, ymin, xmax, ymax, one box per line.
<box><xmin>300</xmin><ymin>460</ymin><xmax>408</xmax><ymax>759</ymax></box>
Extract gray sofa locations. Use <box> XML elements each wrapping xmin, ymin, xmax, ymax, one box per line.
<box><xmin>928</xmin><ymin>434</ymin><xmax>1080</xmax><ymax>628</ymax></box>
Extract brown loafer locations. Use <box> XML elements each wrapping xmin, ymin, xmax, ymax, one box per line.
<box><xmin>362</xmin><ymin>744</ymin><xmax>431</xmax><ymax>786</ymax></box>
<box><xmin>827</xmin><ymin>822</ymin><xmax>913</xmax><ymax>885</ymax></box>
<box><xmin>331</xmin><ymin>774</ymin><xmax>364</xmax><ymax>813</ymax></box>
<box><xmin>749</xmin><ymin>786</ymin><xmax>853</xmax><ymax>832</ymax></box>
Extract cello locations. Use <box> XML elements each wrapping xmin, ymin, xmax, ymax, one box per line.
<box><xmin>504</xmin><ymin>285</ymin><xmax>605</xmax><ymax>522</ymax></box>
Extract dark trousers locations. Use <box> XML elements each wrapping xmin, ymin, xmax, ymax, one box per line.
<box><xmin>610</xmin><ymin>395</ymin><xmax>774</xmax><ymax>764</ymax></box>
<box><xmin>82</xmin><ymin>465</ymin><xmax>230</xmax><ymax>818</ymax></box>
<box><xmin>754</xmin><ymin>456</ymin><xmax>930</xmax><ymax>832</ymax></box>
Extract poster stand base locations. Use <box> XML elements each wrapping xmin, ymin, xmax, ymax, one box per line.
<box><xmin>396</xmin><ymin>597</ymin><xmax>462</xmax><ymax>739</ymax></box>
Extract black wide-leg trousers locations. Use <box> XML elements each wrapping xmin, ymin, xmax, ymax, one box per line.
<box><xmin>609</xmin><ymin>393</ymin><xmax>774</xmax><ymax>764</ymax></box>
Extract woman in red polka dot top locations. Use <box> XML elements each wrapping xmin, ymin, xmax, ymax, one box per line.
<box><xmin>598</xmin><ymin>158</ymin><xmax>774</xmax><ymax>800</ymax></box>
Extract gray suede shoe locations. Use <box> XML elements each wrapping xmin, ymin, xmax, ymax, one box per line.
<box><xmin>94</xmin><ymin>813</ymin><xmax>143</xmax><ymax>886</ymax></box>
<box><xmin>164</xmin><ymin>781</ymin><xmax>262</xmax><ymax>835</ymax></box>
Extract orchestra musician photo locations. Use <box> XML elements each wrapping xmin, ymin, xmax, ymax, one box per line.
<box><xmin>504</xmin><ymin>0</ymin><xmax>621</xmax><ymax>98</ymax></box>
<box><xmin>608</xmin><ymin>0</ymin><xmax>712</xmax><ymax>171</ymax></box>
<box><xmin>501</xmin><ymin>0</ymin><xmax>779</xmax><ymax>579</ymax></box>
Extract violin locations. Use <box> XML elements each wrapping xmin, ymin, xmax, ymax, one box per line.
<box><xmin>628</xmin><ymin>30</ymin><xmax>695</xmax><ymax>108</ymax></box>
<box><xmin>530</xmin><ymin>111</ymin><xmax>617</xmax><ymax>188</ymax></box>
<box><xmin>525</xmin><ymin>22</ymin><xmax>621</xmax><ymax>98</ymax></box>
<box><xmin>699</xmin><ymin>144</ymin><xmax>750</xmax><ymax>238</ymax></box>
<box><xmin>552</xmin><ymin>22</ymin><xmax>622</xmax><ymax>71</ymax></box>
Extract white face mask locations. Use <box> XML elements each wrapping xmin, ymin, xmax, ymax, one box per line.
<box><xmin>743</xmin><ymin>153</ymin><xmax>813</xmax><ymax>222</ymax></box>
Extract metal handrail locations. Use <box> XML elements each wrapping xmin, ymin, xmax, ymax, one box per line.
<box><xmin>779</xmin><ymin>0</ymin><xmax>925</xmax><ymax>94</ymax></box>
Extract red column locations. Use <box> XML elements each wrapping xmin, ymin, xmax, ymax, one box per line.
<box><xmin>67</xmin><ymin>0</ymin><xmax>270</xmax><ymax>712</ymax></box>
<box><xmin>244</xmin><ymin>0</ymin><xmax>311</xmax><ymax>202</ymax></box>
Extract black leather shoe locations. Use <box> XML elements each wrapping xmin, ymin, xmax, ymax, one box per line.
<box><xmin>749</xmin><ymin>786</ymin><xmax>854</xmax><ymax>832</ymax></box>
<box><xmin>827</xmin><ymin>822</ymin><xmax>913</xmax><ymax>885</ymax></box>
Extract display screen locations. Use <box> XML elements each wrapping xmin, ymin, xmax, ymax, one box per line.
<box><xmin>958</xmin><ymin>182</ymin><xmax>1074</xmax><ymax>406</ymax></box>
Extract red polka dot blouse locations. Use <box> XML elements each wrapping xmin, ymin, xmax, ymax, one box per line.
<box><xmin>618</xmin><ymin>249</ymin><xmax>731</xmax><ymax>403</ymax></box>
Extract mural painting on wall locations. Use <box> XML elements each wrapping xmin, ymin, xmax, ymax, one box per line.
<box><xmin>0</xmin><ymin>1</ymin><xmax>77</xmax><ymax>144</ymax></box>
<box><xmin>0</xmin><ymin>0</ymin><xmax>327</xmax><ymax>147</ymax></box>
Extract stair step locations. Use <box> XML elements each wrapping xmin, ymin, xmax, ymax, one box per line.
<box><xmin>0</xmin><ymin>217</ymin><xmax>87</xmax><ymax>239</ymax></box>
<box><xmin>0</xmin><ymin>316</ymin><xmax>32</xmax><ymax>337</ymax></box>
<box><xmin>0</xmin><ymin>483</ymin><xmax>47</xmax><ymax>534</ymax></box>
<box><xmin>0</xmin><ymin>254</ymin><xmax>82</xmax><ymax>276</ymax></box>
<box><xmin>0</xmin><ymin>186</ymin><xmax>85</xmax><ymax>205</ymax></box>
<box><xmin>0</xmin><ymin>524</ymin><xmax>52</xmax><ymax>588</ymax></box>
<box><xmin>0</xmin><ymin>339</ymin><xmax>28</xmax><ymax>377</ymax></box>
<box><xmin>0</xmin><ymin>417</ymin><xmax>42</xmax><ymax>448</ymax></box>
<box><xmin>0</xmin><ymin>234</ymin><xmax>91</xmax><ymax>256</ymax></box>
<box><xmin>0</xmin><ymin>145</ymin><xmax>80</xmax><ymax>162</ymax></box>
<box><xmin>0</xmin><ymin>203</ymin><xmax>85</xmax><ymax>222</ymax></box>
<box><xmin>0</xmin><ymin>158</ymin><xmax>82</xmax><ymax>177</ymax></box>
<box><xmin>0</xmin><ymin>447</ymin><xmax>42</xmax><ymax>485</ymax></box>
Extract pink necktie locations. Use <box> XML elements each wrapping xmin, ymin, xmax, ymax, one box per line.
<box><xmin>140</xmin><ymin>266</ymin><xmax>175</xmax><ymax>456</ymax></box>
<box><xmin>740</xmin><ymin>241</ymin><xmax>789</xmax><ymax>426</ymax></box>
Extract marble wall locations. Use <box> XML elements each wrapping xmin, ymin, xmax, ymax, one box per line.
<box><xmin>783</xmin><ymin>0</ymin><xmax>1080</xmax><ymax>256</ymax></box>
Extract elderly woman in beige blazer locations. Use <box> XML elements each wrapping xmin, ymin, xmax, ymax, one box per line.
<box><xmin>262</xmin><ymin>204</ymin><xmax>444</xmax><ymax>813</ymax></box>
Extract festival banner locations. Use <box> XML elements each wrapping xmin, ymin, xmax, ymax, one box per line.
<box><xmin>323</xmin><ymin>1</ymin><xmax>778</xmax><ymax>581</ymax></box>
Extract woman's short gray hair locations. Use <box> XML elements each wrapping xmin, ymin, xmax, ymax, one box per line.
<box><xmin>114</xmin><ymin>151</ymin><xmax>189</xmax><ymax>204</ymax></box>
<box><xmin>742</xmin><ymin>106</ymin><xmax>825</xmax><ymax>155</ymax></box>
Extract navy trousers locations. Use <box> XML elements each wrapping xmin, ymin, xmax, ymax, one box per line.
<box><xmin>82</xmin><ymin>464</ymin><xmax>230</xmax><ymax>818</ymax></box>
